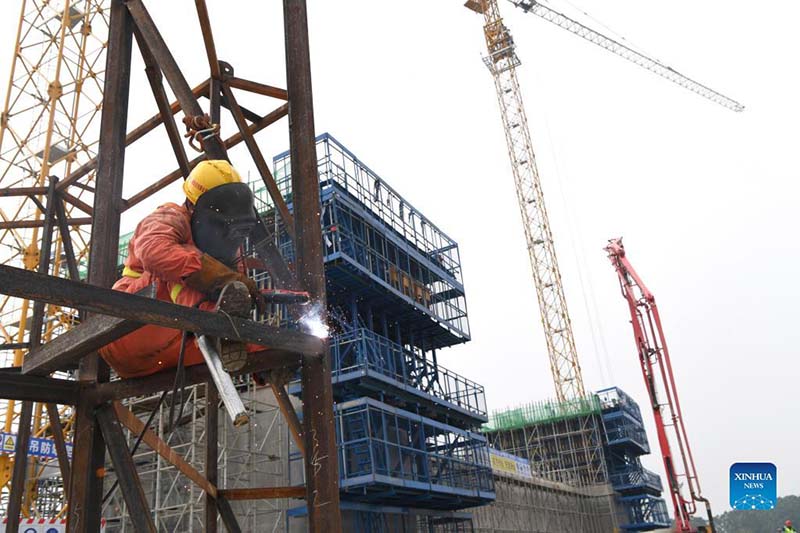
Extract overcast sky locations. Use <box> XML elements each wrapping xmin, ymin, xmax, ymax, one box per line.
<box><xmin>2</xmin><ymin>0</ymin><xmax>798</xmax><ymax>518</ymax></box>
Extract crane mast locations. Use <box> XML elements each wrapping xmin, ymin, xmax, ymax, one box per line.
<box><xmin>466</xmin><ymin>0</ymin><xmax>586</xmax><ymax>402</ymax></box>
<box><xmin>605</xmin><ymin>238</ymin><xmax>715</xmax><ymax>532</ymax></box>
<box><xmin>0</xmin><ymin>0</ymin><xmax>109</xmax><ymax>514</ymax></box>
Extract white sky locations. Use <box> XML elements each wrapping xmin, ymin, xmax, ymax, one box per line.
<box><xmin>2</xmin><ymin>0</ymin><xmax>798</xmax><ymax>518</ymax></box>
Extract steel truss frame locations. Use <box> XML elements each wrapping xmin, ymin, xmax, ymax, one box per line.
<box><xmin>0</xmin><ymin>0</ymin><xmax>343</xmax><ymax>531</ymax></box>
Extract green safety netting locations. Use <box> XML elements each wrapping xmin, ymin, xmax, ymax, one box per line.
<box><xmin>483</xmin><ymin>394</ymin><xmax>601</xmax><ymax>432</ymax></box>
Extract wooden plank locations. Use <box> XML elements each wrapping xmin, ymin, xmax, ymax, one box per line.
<box><xmin>113</xmin><ymin>402</ymin><xmax>218</xmax><ymax>498</ymax></box>
<box><xmin>96</xmin><ymin>404</ymin><xmax>157</xmax><ymax>533</ymax></box>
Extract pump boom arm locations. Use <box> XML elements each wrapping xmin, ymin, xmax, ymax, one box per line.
<box><xmin>605</xmin><ymin>238</ymin><xmax>715</xmax><ymax>532</ymax></box>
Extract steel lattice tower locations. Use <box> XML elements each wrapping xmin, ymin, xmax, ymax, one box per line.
<box><xmin>0</xmin><ymin>0</ymin><xmax>109</xmax><ymax>516</ymax></box>
<box><xmin>468</xmin><ymin>0</ymin><xmax>585</xmax><ymax>402</ymax></box>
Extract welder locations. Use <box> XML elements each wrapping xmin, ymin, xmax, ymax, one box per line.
<box><xmin>100</xmin><ymin>160</ymin><xmax>262</xmax><ymax>378</ymax></box>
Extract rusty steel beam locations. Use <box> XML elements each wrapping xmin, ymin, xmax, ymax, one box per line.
<box><xmin>221</xmin><ymin>79</ymin><xmax>295</xmax><ymax>239</ymax></box>
<box><xmin>123</xmin><ymin>103</ymin><xmax>288</xmax><ymax>210</ymax></box>
<box><xmin>5</xmin><ymin>400</ymin><xmax>33</xmax><ymax>533</ymax></box>
<box><xmin>0</xmin><ymin>370</ymin><xmax>79</xmax><ymax>403</ymax></box>
<box><xmin>0</xmin><ymin>186</ymin><xmax>47</xmax><ymax>197</ymax></box>
<box><xmin>284</xmin><ymin>0</ymin><xmax>342</xmax><ymax>529</ymax></box>
<box><xmin>54</xmin><ymin>196</ymin><xmax>81</xmax><ymax>281</ymax></box>
<box><xmin>0</xmin><ymin>265</ymin><xmax>323</xmax><ymax>374</ymax></box>
<box><xmin>271</xmin><ymin>381</ymin><xmax>305</xmax><ymax>456</ymax></box>
<box><xmin>134</xmin><ymin>27</ymin><xmax>191</xmax><ymax>178</ymax></box>
<box><xmin>94</xmin><ymin>349</ymin><xmax>303</xmax><ymax>402</ymax></box>
<box><xmin>209</xmin><ymin>78</ymin><xmax>222</xmax><ymax>124</ymax></box>
<box><xmin>96</xmin><ymin>404</ymin><xmax>157</xmax><ymax>533</ymax></box>
<box><xmin>28</xmin><ymin>176</ymin><xmax>58</xmax><ymax>348</ymax></box>
<box><xmin>68</xmin><ymin>2</ymin><xmax>133</xmax><ymax>530</ymax></box>
<box><xmin>215</xmin><ymin>497</ymin><xmax>242</xmax><ymax>533</ymax></box>
<box><xmin>218</xmin><ymin>486</ymin><xmax>305</xmax><ymax>500</ymax></box>
<box><xmin>205</xmin><ymin>380</ymin><xmax>219</xmax><ymax>533</ymax></box>
<box><xmin>22</xmin><ymin>314</ymin><xmax>140</xmax><ymax>376</ymax></box>
<box><xmin>46</xmin><ymin>403</ymin><xmax>72</xmax><ymax>496</ymax></box>
<box><xmin>0</xmin><ymin>217</ymin><xmax>91</xmax><ymax>230</ymax></box>
<box><xmin>113</xmin><ymin>402</ymin><xmax>217</xmax><ymax>497</ymax></box>
<box><xmin>227</xmin><ymin>77</ymin><xmax>288</xmax><ymax>100</ymax></box>
<box><xmin>60</xmin><ymin>190</ymin><xmax>93</xmax><ymax>216</ymax></box>
<box><xmin>56</xmin><ymin>80</ymin><xmax>210</xmax><ymax>194</ymax></box>
<box><xmin>126</xmin><ymin>0</ymin><xmax>227</xmax><ymax>159</ymax></box>
<box><xmin>194</xmin><ymin>0</ymin><xmax>221</xmax><ymax>80</ymax></box>
<box><xmin>219</xmin><ymin>92</ymin><xmax>262</xmax><ymax>123</ymax></box>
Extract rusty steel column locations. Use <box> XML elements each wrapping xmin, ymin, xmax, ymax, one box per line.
<box><xmin>67</xmin><ymin>0</ymin><xmax>133</xmax><ymax>531</ymax></box>
<box><xmin>283</xmin><ymin>0</ymin><xmax>342</xmax><ymax>530</ymax></box>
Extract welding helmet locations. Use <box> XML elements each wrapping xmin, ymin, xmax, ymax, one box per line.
<box><xmin>186</xmin><ymin>161</ymin><xmax>257</xmax><ymax>266</ymax></box>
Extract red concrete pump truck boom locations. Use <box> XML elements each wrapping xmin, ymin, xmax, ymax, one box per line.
<box><xmin>605</xmin><ymin>238</ymin><xmax>715</xmax><ymax>533</ymax></box>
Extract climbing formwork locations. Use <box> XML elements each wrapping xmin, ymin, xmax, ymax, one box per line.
<box><xmin>266</xmin><ymin>134</ymin><xmax>495</xmax><ymax>531</ymax></box>
<box><xmin>597</xmin><ymin>387</ymin><xmax>671</xmax><ymax>531</ymax></box>
<box><xmin>0</xmin><ymin>1</ymin><xmax>343</xmax><ymax>531</ymax></box>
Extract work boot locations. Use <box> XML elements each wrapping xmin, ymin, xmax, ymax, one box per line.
<box><xmin>215</xmin><ymin>281</ymin><xmax>251</xmax><ymax>372</ymax></box>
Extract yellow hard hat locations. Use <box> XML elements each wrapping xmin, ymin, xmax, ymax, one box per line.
<box><xmin>183</xmin><ymin>160</ymin><xmax>242</xmax><ymax>204</ymax></box>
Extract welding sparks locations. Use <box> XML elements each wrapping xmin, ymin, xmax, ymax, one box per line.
<box><xmin>299</xmin><ymin>303</ymin><xmax>329</xmax><ymax>339</ymax></box>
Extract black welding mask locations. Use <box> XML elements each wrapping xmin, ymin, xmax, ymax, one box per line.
<box><xmin>190</xmin><ymin>182</ymin><xmax>257</xmax><ymax>266</ymax></box>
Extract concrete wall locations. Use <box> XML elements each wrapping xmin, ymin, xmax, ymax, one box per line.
<box><xmin>470</xmin><ymin>473</ymin><xmax>617</xmax><ymax>533</ymax></box>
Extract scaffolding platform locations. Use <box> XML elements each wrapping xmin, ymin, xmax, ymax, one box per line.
<box><xmin>290</xmin><ymin>397</ymin><xmax>494</xmax><ymax>510</ymax></box>
<box><xmin>598</xmin><ymin>387</ymin><xmax>650</xmax><ymax>454</ymax></box>
<box><xmin>257</xmin><ymin>133</ymin><xmax>470</xmax><ymax>351</ymax></box>
<box><xmin>598</xmin><ymin>387</ymin><xmax>670</xmax><ymax>532</ymax></box>
<box><xmin>617</xmin><ymin>494</ymin><xmax>672</xmax><ymax>531</ymax></box>
<box><xmin>288</xmin><ymin>327</ymin><xmax>487</xmax><ymax>426</ymax></box>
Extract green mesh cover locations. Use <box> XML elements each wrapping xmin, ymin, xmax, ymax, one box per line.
<box><xmin>483</xmin><ymin>394</ymin><xmax>601</xmax><ymax>432</ymax></box>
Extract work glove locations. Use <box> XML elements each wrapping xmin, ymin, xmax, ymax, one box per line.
<box><xmin>184</xmin><ymin>253</ymin><xmax>260</xmax><ymax>304</ymax></box>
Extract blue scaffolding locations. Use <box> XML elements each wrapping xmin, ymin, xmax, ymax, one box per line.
<box><xmin>272</xmin><ymin>134</ymin><xmax>493</xmax><ymax>530</ymax></box>
<box><xmin>598</xmin><ymin>387</ymin><xmax>671</xmax><ymax>531</ymax></box>
<box><xmin>289</xmin><ymin>397</ymin><xmax>494</xmax><ymax>509</ymax></box>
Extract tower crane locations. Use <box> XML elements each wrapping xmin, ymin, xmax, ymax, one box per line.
<box><xmin>464</xmin><ymin>0</ymin><xmax>742</xmax><ymax>402</ymax></box>
<box><xmin>0</xmin><ymin>0</ymin><xmax>109</xmax><ymax>516</ymax></box>
<box><xmin>605</xmin><ymin>238</ymin><xmax>715</xmax><ymax>533</ymax></box>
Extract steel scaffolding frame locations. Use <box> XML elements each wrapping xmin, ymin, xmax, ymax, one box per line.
<box><xmin>103</xmin><ymin>382</ymin><xmax>288</xmax><ymax>532</ymax></box>
<box><xmin>0</xmin><ymin>0</ymin><xmax>343</xmax><ymax>531</ymax></box>
<box><xmin>484</xmin><ymin>396</ymin><xmax>615</xmax><ymax>532</ymax></box>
